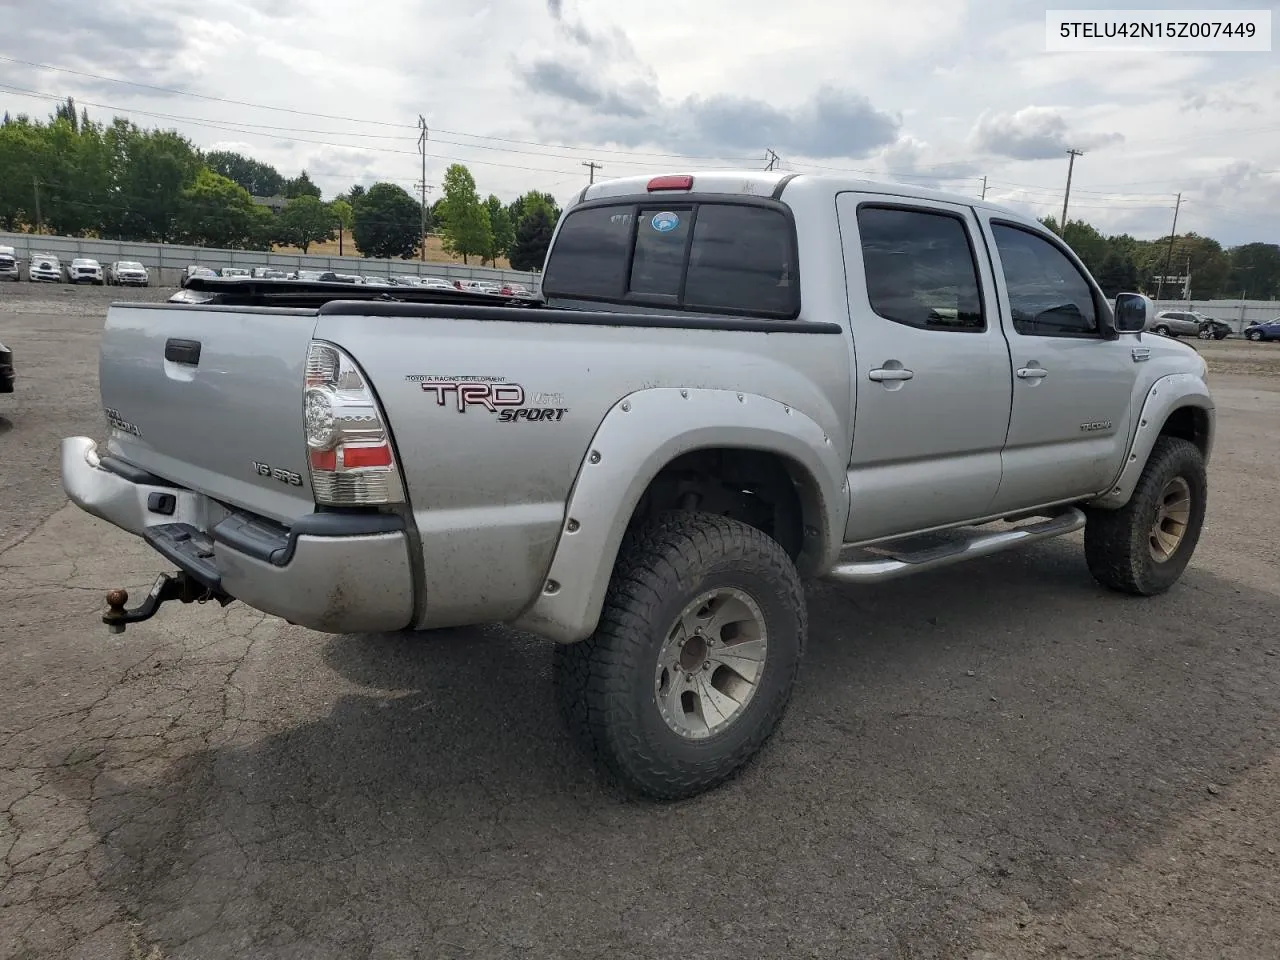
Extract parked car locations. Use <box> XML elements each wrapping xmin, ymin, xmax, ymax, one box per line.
<box><xmin>27</xmin><ymin>253</ymin><xmax>63</xmax><ymax>283</ymax></box>
<box><xmin>0</xmin><ymin>245</ymin><xmax>20</xmax><ymax>281</ymax></box>
<box><xmin>0</xmin><ymin>339</ymin><xmax>13</xmax><ymax>394</ymax></box>
<box><xmin>251</xmin><ymin>268</ymin><xmax>289</xmax><ymax>280</ymax></box>
<box><xmin>1196</xmin><ymin>319</ymin><xmax>1231</xmax><ymax>340</ymax></box>
<box><xmin>68</xmin><ymin>259</ymin><xmax>105</xmax><ymax>285</ymax></box>
<box><xmin>219</xmin><ymin>267</ymin><xmax>251</xmax><ymax>278</ymax></box>
<box><xmin>1244</xmin><ymin>318</ymin><xmax>1280</xmax><ymax>342</ymax></box>
<box><xmin>1147</xmin><ymin>309</ymin><xmax>1214</xmax><ymax>338</ymax></box>
<box><xmin>108</xmin><ymin>261</ymin><xmax>150</xmax><ymax>286</ymax></box>
<box><xmin>419</xmin><ymin>276</ymin><xmax>454</xmax><ymax>290</ymax></box>
<box><xmin>185</xmin><ymin>265</ymin><xmax>218</xmax><ymax>281</ymax></box>
<box><xmin>62</xmin><ymin>171</ymin><xmax>1216</xmax><ymax>800</ymax></box>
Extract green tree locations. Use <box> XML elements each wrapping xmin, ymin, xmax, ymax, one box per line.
<box><xmin>1095</xmin><ymin>251</ymin><xmax>1140</xmax><ymax>299</ymax></box>
<box><xmin>206</xmin><ymin>150</ymin><xmax>285</xmax><ymax>196</ymax></box>
<box><xmin>351</xmin><ymin>182</ymin><xmax>421</xmax><ymax>259</ymax></box>
<box><xmin>484</xmin><ymin>194</ymin><xmax>514</xmax><ymax>264</ymax></box>
<box><xmin>509</xmin><ymin>205</ymin><xmax>555</xmax><ymax>272</ymax></box>
<box><xmin>1226</xmin><ymin>242</ymin><xmax>1280</xmax><ymax>299</ymax></box>
<box><xmin>437</xmin><ymin>164</ymin><xmax>491</xmax><ymax>264</ymax></box>
<box><xmin>177</xmin><ymin>169</ymin><xmax>266</xmax><ymax>248</ymax></box>
<box><xmin>331</xmin><ymin>198</ymin><xmax>354</xmax><ymax>233</ymax></box>
<box><xmin>284</xmin><ymin>169</ymin><xmax>322</xmax><ymax>199</ymax></box>
<box><xmin>1136</xmin><ymin>233</ymin><xmax>1230</xmax><ymax>299</ymax></box>
<box><xmin>508</xmin><ymin>190</ymin><xmax>560</xmax><ymax>230</ymax></box>
<box><xmin>274</xmin><ymin>195</ymin><xmax>334</xmax><ymax>253</ymax></box>
<box><xmin>101</xmin><ymin>126</ymin><xmax>201</xmax><ymax>242</ymax></box>
<box><xmin>0</xmin><ymin>117</ymin><xmax>49</xmax><ymax>230</ymax></box>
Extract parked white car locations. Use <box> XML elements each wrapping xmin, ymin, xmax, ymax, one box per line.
<box><xmin>108</xmin><ymin>261</ymin><xmax>150</xmax><ymax>286</ymax></box>
<box><xmin>420</xmin><ymin>276</ymin><xmax>454</xmax><ymax>290</ymax></box>
<box><xmin>0</xmin><ymin>245</ymin><xmax>20</xmax><ymax>281</ymax></box>
<box><xmin>219</xmin><ymin>267</ymin><xmax>251</xmax><ymax>278</ymax></box>
<box><xmin>27</xmin><ymin>253</ymin><xmax>63</xmax><ymax>283</ymax></box>
<box><xmin>69</xmin><ymin>258</ymin><xmax>105</xmax><ymax>285</ymax></box>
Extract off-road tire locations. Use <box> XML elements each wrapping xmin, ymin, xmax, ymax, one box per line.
<box><xmin>1084</xmin><ymin>436</ymin><xmax>1207</xmax><ymax>596</ymax></box>
<box><xmin>553</xmin><ymin>511</ymin><xmax>806</xmax><ymax>801</ymax></box>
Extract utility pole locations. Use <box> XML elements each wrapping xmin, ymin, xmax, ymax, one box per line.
<box><xmin>417</xmin><ymin>115</ymin><xmax>429</xmax><ymax>261</ymax></box>
<box><xmin>1060</xmin><ymin>149</ymin><xmax>1083</xmax><ymax>235</ymax></box>
<box><xmin>1155</xmin><ymin>192</ymin><xmax>1182</xmax><ymax>301</ymax></box>
<box><xmin>582</xmin><ymin>160</ymin><xmax>602</xmax><ymax>184</ymax></box>
<box><xmin>765</xmin><ymin>149</ymin><xmax>780</xmax><ymax>172</ymax></box>
<box><xmin>981</xmin><ymin>176</ymin><xmax>988</xmax><ymax>200</ymax></box>
<box><xmin>32</xmin><ymin>175</ymin><xmax>41</xmax><ymax>235</ymax></box>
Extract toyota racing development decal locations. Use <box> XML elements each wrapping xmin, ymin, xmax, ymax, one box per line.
<box><xmin>405</xmin><ymin>375</ymin><xmax>568</xmax><ymax>423</ymax></box>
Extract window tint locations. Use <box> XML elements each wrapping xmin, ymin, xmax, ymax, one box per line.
<box><xmin>683</xmin><ymin>205</ymin><xmax>794</xmax><ymax>315</ymax></box>
<box><xmin>991</xmin><ymin>224</ymin><xmax>1099</xmax><ymax>336</ymax></box>
<box><xmin>542</xmin><ymin>206</ymin><xmax>632</xmax><ymax>299</ymax></box>
<box><xmin>856</xmin><ymin>206</ymin><xmax>984</xmax><ymax>331</ymax></box>
<box><xmin>630</xmin><ymin>208</ymin><xmax>690</xmax><ymax>298</ymax></box>
<box><xmin>542</xmin><ymin>201</ymin><xmax>798</xmax><ymax>318</ymax></box>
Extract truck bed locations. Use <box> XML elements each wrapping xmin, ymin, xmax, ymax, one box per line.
<box><xmin>97</xmin><ymin>286</ymin><xmax>850</xmax><ymax>628</ymax></box>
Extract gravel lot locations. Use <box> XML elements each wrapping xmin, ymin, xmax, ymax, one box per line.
<box><xmin>2</xmin><ymin>283</ymin><xmax>1278</xmax><ymax>960</ymax></box>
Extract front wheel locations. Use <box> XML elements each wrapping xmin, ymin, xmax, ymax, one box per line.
<box><xmin>1084</xmin><ymin>436</ymin><xmax>1207</xmax><ymax>596</ymax></box>
<box><xmin>1246</xmin><ymin>330</ymin><xmax>1261</xmax><ymax>341</ymax></box>
<box><xmin>553</xmin><ymin>512</ymin><xmax>806</xmax><ymax>800</ymax></box>
<box><xmin>1198</xmin><ymin>328</ymin><xmax>1213</xmax><ymax>340</ymax></box>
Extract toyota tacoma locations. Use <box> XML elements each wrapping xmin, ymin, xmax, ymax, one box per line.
<box><xmin>63</xmin><ymin>171</ymin><xmax>1214</xmax><ymax>799</ymax></box>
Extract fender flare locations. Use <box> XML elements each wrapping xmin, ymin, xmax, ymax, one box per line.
<box><xmin>511</xmin><ymin>387</ymin><xmax>848</xmax><ymax>644</ymax></box>
<box><xmin>1088</xmin><ymin>372</ymin><xmax>1214</xmax><ymax>510</ymax></box>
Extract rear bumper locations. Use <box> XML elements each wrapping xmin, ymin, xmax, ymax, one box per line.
<box><xmin>60</xmin><ymin>437</ymin><xmax>414</xmax><ymax>633</ymax></box>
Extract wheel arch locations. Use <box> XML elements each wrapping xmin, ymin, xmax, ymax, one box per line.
<box><xmin>1089</xmin><ymin>372</ymin><xmax>1214</xmax><ymax>510</ymax></box>
<box><xmin>511</xmin><ymin>388</ymin><xmax>848</xmax><ymax>644</ymax></box>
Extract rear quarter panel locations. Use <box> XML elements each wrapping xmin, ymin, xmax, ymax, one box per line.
<box><xmin>312</xmin><ymin>312</ymin><xmax>852</xmax><ymax>628</ymax></box>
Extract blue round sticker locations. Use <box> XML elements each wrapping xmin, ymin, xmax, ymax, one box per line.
<box><xmin>650</xmin><ymin>211</ymin><xmax>681</xmax><ymax>233</ymax></box>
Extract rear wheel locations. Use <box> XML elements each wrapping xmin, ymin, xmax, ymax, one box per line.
<box><xmin>1084</xmin><ymin>436</ymin><xmax>1206</xmax><ymax>596</ymax></box>
<box><xmin>553</xmin><ymin>512</ymin><xmax>806</xmax><ymax>800</ymax></box>
<box><xmin>1154</xmin><ymin>324</ymin><xmax>1171</xmax><ymax>336</ymax></box>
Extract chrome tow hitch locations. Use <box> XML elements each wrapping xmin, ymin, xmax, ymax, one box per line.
<box><xmin>103</xmin><ymin>571</ymin><xmax>234</xmax><ymax>634</ymax></box>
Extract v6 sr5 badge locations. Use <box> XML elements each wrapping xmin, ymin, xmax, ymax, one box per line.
<box><xmin>409</xmin><ymin>377</ymin><xmax>568</xmax><ymax>423</ymax></box>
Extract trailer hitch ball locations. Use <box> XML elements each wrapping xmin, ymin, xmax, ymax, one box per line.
<box><xmin>105</xmin><ymin>589</ymin><xmax>129</xmax><ymax>634</ymax></box>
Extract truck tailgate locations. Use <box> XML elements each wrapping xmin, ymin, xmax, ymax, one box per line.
<box><xmin>99</xmin><ymin>304</ymin><xmax>320</xmax><ymax>523</ymax></box>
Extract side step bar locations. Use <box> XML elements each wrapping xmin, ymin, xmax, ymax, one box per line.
<box><xmin>824</xmin><ymin>507</ymin><xmax>1087</xmax><ymax>584</ymax></box>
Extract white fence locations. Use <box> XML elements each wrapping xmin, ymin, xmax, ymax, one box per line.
<box><xmin>0</xmin><ymin>230</ymin><xmax>540</xmax><ymax>288</ymax></box>
<box><xmin>1152</xmin><ymin>299</ymin><xmax>1279</xmax><ymax>334</ymax></box>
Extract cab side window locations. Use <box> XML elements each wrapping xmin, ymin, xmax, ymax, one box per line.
<box><xmin>856</xmin><ymin>206</ymin><xmax>985</xmax><ymax>332</ymax></box>
<box><xmin>991</xmin><ymin>223</ymin><xmax>1100</xmax><ymax>337</ymax></box>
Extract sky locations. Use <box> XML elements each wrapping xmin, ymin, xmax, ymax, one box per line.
<box><xmin>1</xmin><ymin>0</ymin><xmax>1278</xmax><ymax>246</ymax></box>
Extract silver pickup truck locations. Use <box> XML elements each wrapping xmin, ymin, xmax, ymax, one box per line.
<box><xmin>63</xmin><ymin>171</ymin><xmax>1214</xmax><ymax>799</ymax></box>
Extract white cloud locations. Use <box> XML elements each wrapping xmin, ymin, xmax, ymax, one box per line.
<box><xmin>970</xmin><ymin>107</ymin><xmax>1124</xmax><ymax>160</ymax></box>
<box><xmin>0</xmin><ymin>0</ymin><xmax>1276</xmax><ymax>244</ymax></box>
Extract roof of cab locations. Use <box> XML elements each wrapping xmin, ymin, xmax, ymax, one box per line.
<box><xmin>574</xmin><ymin>169</ymin><xmax>1040</xmax><ymax>229</ymax></box>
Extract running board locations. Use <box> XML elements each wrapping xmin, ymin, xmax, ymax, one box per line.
<box><xmin>825</xmin><ymin>507</ymin><xmax>1087</xmax><ymax>584</ymax></box>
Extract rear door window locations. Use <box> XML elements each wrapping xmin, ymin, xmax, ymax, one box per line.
<box><xmin>543</xmin><ymin>201</ymin><xmax>798</xmax><ymax>318</ymax></box>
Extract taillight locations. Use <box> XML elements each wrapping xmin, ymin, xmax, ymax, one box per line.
<box><xmin>303</xmin><ymin>340</ymin><xmax>405</xmax><ymax>505</ymax></box>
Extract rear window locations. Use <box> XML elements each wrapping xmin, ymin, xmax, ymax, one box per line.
<box><xmin>543</xmin><ymin>201</ymin><xmax>798</xmax><ymax>318</ymax></box>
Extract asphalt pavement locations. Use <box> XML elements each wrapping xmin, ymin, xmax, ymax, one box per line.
<box><xmin>2</xmin><ymin>284</ymin><xmax>1278</xmax><ymax>960</ymax></box>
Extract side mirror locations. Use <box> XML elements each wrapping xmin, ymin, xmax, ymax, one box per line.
<box><xmin>1114</xmin><ymin>292</ymin><xmax>1152</xmax><ymax>334</ymax></box>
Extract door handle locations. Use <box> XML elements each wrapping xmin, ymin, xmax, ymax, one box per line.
<box><xmin>1016</xmin><ymin>367</ymin><xmax>1048</xmax><ymax>380</ymax></box>
<box><xmin>868</xmin><ymin>367</ymin><xmax>914</xmax><ymax>382</ymax></box>
<box><xmin>164</xmin><ymin>338</ymin><xmax>202</xmax><ymax>366</ymax></box>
